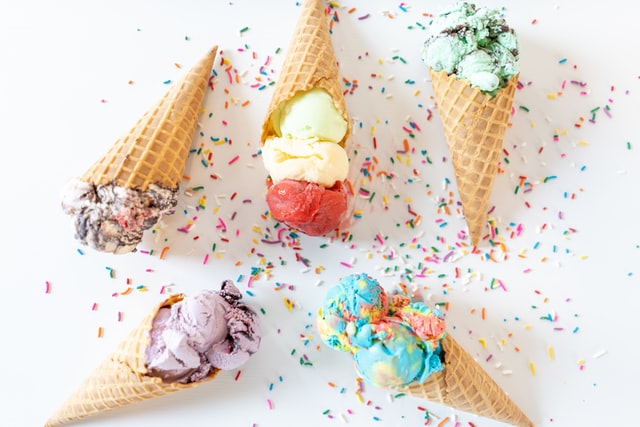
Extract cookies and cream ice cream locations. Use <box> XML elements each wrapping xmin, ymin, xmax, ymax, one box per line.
<box><xmin>422</xmin><ymin>1</ymin><xmax>519</xmax><ymax>95</ymax></box>
<box><xmin>317</xmin><ymin>273</ymin><xmax>446</xmax><ymax>388</ymax></box>
<box><xmin>61</xmin><ymin>178</ymin><xmax>178</xmax><ymax>254</ymax></box>
<box><xmin>146</xmin><ymin>280</ymin><xmax>262</xmax><ymax>383</ymax></box>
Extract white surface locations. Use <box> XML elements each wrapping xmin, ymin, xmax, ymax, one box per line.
<box><xmin>1</xmin><ymin>1</ymin><xmax>639</xmax><ymax>426</ymax></box>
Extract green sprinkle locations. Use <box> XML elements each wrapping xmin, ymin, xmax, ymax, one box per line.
<box><xmin>519</xmin><ymin>105</ymin><xmax>530</xmax><ymax>112</ymax></box>
<box><xmin>260</xmin><ymin>307</ymin><xmax>266</xmax><ymax>315</ymax></box>
<box><xmin>322</xmin><ymin>409</ymin><xmax>330</xmax><ymax>415</ymax></box>
<box><xmin>239</xmin><ymin>26</ymin><xmax>249</xmax><ymax>33</ymax></box>
<box><xmin>275</xmin><ymin>47</ymin><xmax>281</xmax><ymax>54</ymax></box>
<box><xmin>627</xmin><ymin>141</ymin><xmax>632</xmax><ymax>150</ymax></box>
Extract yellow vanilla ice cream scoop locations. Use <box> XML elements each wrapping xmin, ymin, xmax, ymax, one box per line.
<box><xmin>262</xmin><ymin>137</ymin><xmax>349</xmax><ymax>187</ymax></box>
<box><xmin>271</xmin><ymin>87</ymin><xmax>348</xmax><ymax>143</ymax></box>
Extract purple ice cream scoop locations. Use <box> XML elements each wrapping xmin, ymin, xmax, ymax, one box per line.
<box><xmin>145</xmin><ymin>280</ymin><xmax>262</xmax><ymax>383</ymax></box>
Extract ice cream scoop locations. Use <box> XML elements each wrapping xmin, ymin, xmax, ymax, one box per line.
<box><xmin>317</xmin><ymin>273</ymin><xmax>389</xmax><ymax>351</ymax></box>
<box><xmin>273</xmin><ymin>87</ymin><xmax>348</xmax><ymax>143</ymax></box>
<box><xmin>262</xmin><ymin>136</ymin><xmax>349</xmax><ymax>187</ymax></box>
<box><xmin>61</xmin><ymin>178</ymin><xmax>178</xmax><ymax>254</ymax></box>
<box><xmin>266</xmin><ymin>178</ymin><xmax>349</xmax><ymax>236</ymax></box>
<box><xmin>422</xmin><ymin>1</ymin><xmax>519</xmax><ymax>95</ymax></box>
<box><xmin>353</xmin><ymin>318</ymin><xmax>443</xmax><ymax>388</ymax></box>
<box><xmin>146</xmin><ymin>280</ymin><xmax>262</xmax><ymax>383</ymax></box>
<box><xmin>316</xmin><ymin>273</ymin><xmax>445</xmax><ymax>387</ymax></box>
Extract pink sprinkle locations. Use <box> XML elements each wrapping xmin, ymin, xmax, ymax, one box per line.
<box><xmin>203</xmin><ymin>253</ymin><xmax>210</xmax><ymax>264</ymax></box>
<box><xmin>228</xmin><ymin>155</ymin><xmax>240</xmax><ymax>165</ymax></box>
<box><xmin>117</xmin><ymin>312</ymin><xmax>122</xmax><ymax>322</ymax></box>
<box><xmin>267</xmin><ymin>399</ymin><xmax>274</xmax><ymax>410</ymax></box>
<box><xmin>45</xmin><ymin>281</ymin><xmax>51</xmax><ymax>294</ymax></box>
<box><xmin>340</xmin><ymin>261</ymin><xmax>353</xmax><ymax>268</ymax></box>
<box><xmin>91</xmin><ymin>303</ymin><xmax>98</xmax><ymax>311</ymax></box>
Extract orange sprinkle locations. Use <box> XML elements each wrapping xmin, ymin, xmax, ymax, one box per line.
<box><xmin>481</xmin><ymin>307</ymin><xmax>486</xmax><ymax>320</ymax></box>
<box><xmin>241</xmin><ymin>100</ymin><xmax>250</xmax><ymax>107</ymax></box>
<box><xmin>97</xmin><ymin>327</ymin><xmax>103</xmax><ymax>338</ymax></box>
<box><xmin>159</xmin><ymin>246</ymin><xmax>170</xmax><ymax>260</ymax></box>
<box><xmin>347</xmin><ymin>7</ymin><xmax>356</xmax><ymax>13</ymax></box>
<box><xmin>437</xmin><ymin>416</ymin><xmax>450</xmax><ymax>426</ymax></box>
<box><xmin>328</xmin><ymin>381</ymin><xmax>336</xmax><ymax>387</ymax></box>
<box><xmin>120</xmin><ymin>287</ymin><xmax>133</xmax><ymax>295</ymax></box>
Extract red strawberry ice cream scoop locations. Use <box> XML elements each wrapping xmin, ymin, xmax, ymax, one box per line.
<box><xmin>266</xmin><ymin>178</ymin><xmax>349</xmax><ymax>236</ymax></box>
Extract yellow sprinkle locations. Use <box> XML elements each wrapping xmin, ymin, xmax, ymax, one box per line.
<box><xmin>370</xmin><ymin>125</ymin><xmax>376</xmax><ymax>134</ymax></box>
<box><xmin>580</xmin><ymin>255</ymin><xmax>588</xmax><ymax>260</ymax></box>
<box><xmin>529</xmin><ymin>361</ymin><xmax>536</xmax><ymax>375</ymax></box>
<box><xmin>577</xmin><ymin>140</ymin><xmax>589</xmax><ymax>146</ymax></box>
<box><xmin>413</xmin><ymin>89</ymin><xmax>420</xmax><ymax>96</ymax></box>
<box><xmin>478</xmin><ymin>338</ymin><xmax>487</xmax><ymax>348</ymax></box>
<box><xmin>284</xmin><ymin>297</ymin><xmax>294</xmax><ymax>311</ymax></box>
<box><xmin>524</xmin><ymin>324</ymin><xmax>532</xmax><ymax>330</ymax></box>
<box><xmin>355</xmin><ymin>392</ymin><xmax>364</xmax><ymax>403</ymax></box>
<box><xmin>548</xmin><ymin>346</ymin><xmax>554</xmax><ymax>360</ymax></box>
<box><xmin>546</xmin><ymin>93</ymin><xmax>557</xmax><ymax>99</ymax></box>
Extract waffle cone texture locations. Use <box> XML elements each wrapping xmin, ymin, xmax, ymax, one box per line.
<box><xmin>429</xmin><ymin>68</ymin><xmax>518</xmax><ymax>246</ymax></box>
<box><xmin>81</xmin><ymin>46</ymin><xmax>218</xmax><ymax>191</ymax></box>
<box><xmin>260</xmin><ymin>0</ymin><xmax>350</xmax><ymax>146</ymax></box>
<box><xmin>45</xmin><ymin>294</ymin><xmax>220</xmax><ymax>426</ymax></box>
<box><xmin>398</xmin><ymin>335</ymin><xmax>534</xmax><ymax>427</ymax></box>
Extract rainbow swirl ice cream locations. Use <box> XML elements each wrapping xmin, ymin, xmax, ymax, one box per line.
<box><xmin>422</xmin><ymin>1</ymin><xmax>519</xmax><ymax>96</ymax></box>
<box><xmin>317</xmin><ymin>273</ymin><xmax>446</xmax><ymax>388</ymax></box>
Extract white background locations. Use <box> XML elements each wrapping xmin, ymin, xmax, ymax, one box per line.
<box><xmin>1</xmin><ymin>1</ymin><xmax>639</xmax><ymax>426</ymax></box>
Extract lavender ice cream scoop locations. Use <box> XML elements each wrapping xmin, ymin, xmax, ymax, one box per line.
<box><xmin>145</xmin><ymin>280</ymin><xmax>262</xmax><ymax>383</ymax></box>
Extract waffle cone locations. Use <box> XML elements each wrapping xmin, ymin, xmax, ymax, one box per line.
<box><xmin>429</xmin><ymin>68</ymin><xmax>518</xmax><ymax>246</ymax></box>
<box><xmin>398</xmin><ymin>335</ymin><xmax>534</xmax><ymax>427</ymax></box>
<box><xmin>80</xmin><ymin>46</ymin><xmax>218</xmax><ymax>191</ymax></box>
<box><xmin>45</xmin><ymin>294</ymin><xmax>220</xmax><ymax>426</ymax></box>
<box><xmin>260</xmin><ymin>0</ymin><xmax>350</xmax><ymax>146</ymax></box>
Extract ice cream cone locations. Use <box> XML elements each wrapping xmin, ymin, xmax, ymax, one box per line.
<box><xmin>398</xmin><ymin>334</ymin><xmax>534</xmax><ymax>427</ymax></box>
<box><xmin>260</xmin><ymin>0</ymin><xmax>350</xmax><ymax>147</ymax></box>
<box><xmin>429</xmin><ymin>68</ymin><xmax>518</xmax><ymax>246</ymax></box>
<box><xmin>81</xmin><ymin>46</ymin><xmax>218</xmax><ymax>192</ymax></box>
<box><xmin>44</xmin><ymin>294</ymin><xmax>220</xmax><ymax>426</ymax></box>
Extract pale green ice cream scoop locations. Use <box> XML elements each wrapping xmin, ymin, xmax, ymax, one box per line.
<box><xmin>422</xmin><ymin>1</ymin><xmax>519</xmax><ymax>96</ymax></box>
<box><xmin>272</xmin><ymin>87</ymin><xmax>348</xmax><ymax>143</ymax></box>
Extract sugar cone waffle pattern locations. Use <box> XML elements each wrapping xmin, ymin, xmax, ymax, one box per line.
<box><xmin>398</xmin><ymin>335</ymin><xmax>534</xmax><ymax>427</ymax></box>
<box><xmin>260</xmin><ymin>0</ymin><xmax>350</xmax><ymax>146</ymax></box>
<box><xmin>81</xmin><ymin>46</ymin><xmax>218</xmax><ymax>191</ymax></box>
<box><xmin>429</xmin><ymin>68</ymin><xmax>518</xmax><ymax>246</ymax></box>
<box><xmin>45</xmin><ymin>294</ymin><xmax>220</xmax><ymax>426</ymax></box>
